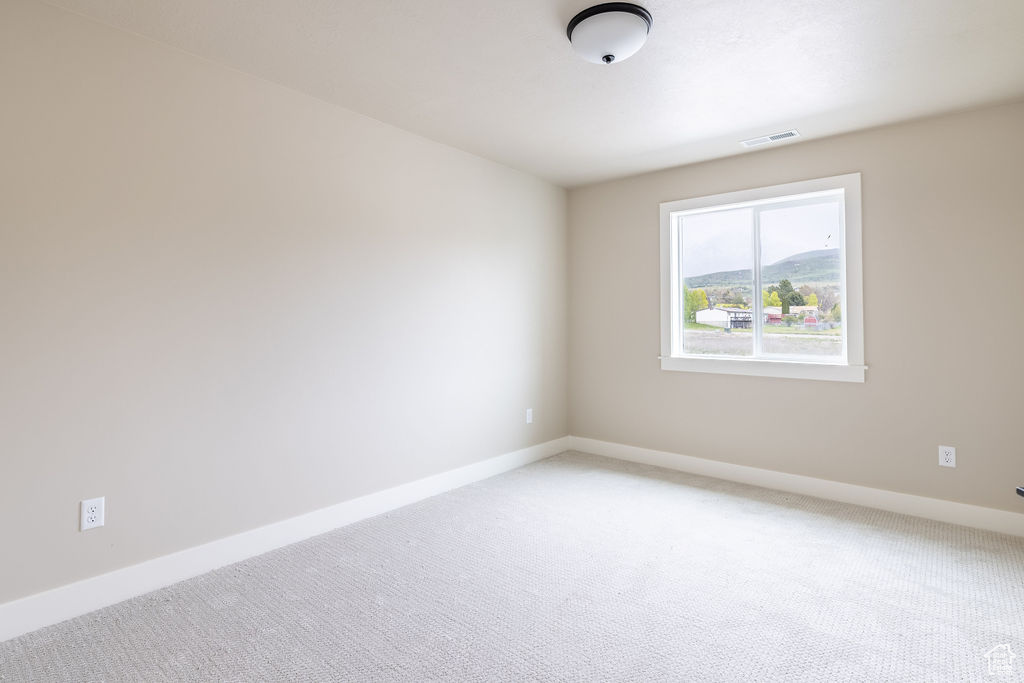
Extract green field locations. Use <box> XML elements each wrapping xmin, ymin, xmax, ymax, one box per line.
<box><xmin>684</xmin><ymin>322</ymin><xmax>721</xmax><ymax>331</ymax></box>
<box><xmin>685</xmin><ymin>322</ymin><xmax>841</xmax><ymax>336</ymax></box>
<box><xmin>763</xmin><ymin>324</ymin><xmax>841</xmax><ymax>336</ymax></box>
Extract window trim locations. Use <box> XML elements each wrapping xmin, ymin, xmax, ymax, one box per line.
<box><xmin>659</xmin><ymin>173</ymin><xmax>865</xmax><ymax>382</ymax></box>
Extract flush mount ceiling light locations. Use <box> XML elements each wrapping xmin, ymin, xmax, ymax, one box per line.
<box><xmin>567</xmin><ymin>3</ymin><xmax>652</xmax><ymax>65</ymax></box>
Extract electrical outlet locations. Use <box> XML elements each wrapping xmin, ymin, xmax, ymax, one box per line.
<box><xmin>938</xmin><ymin>446</ymin><xmax>956</xmax><ymax>468</ymax></box>
<box><xmin>81</xmin><ymin>497</ymin><xmax>105</xmax><ymax>531</ymax></box>
<box><xmin>526</xmin><ymin>408</ymin><xmax>533</xmax><ymax>424</ymax></box>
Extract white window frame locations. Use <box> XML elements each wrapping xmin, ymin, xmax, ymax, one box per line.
<box><xmin>659</xmin><ymin>173</ymin><xmax>865</xmax><ymax>382</ymax></box>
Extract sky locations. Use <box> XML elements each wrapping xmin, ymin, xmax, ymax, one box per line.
<box><xmin>680</xmin><ymin>201</ymin><xmax>840</xmax><ymax>278</ymax></box>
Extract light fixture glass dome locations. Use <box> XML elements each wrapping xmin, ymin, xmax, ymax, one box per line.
<box><xmin>567</xmin><ymin>3</ymin><xmax>652</xmax><ymax>65</ymax></box>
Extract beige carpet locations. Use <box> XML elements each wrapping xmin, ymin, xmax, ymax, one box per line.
<box><xmin>2</xmin><ymin>451</ymin><xmax>1023</xmax><ymax>681</ymax></box>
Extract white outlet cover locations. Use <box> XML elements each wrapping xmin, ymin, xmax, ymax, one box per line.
<box><xmin>81</xmin><ymin>496</ymin><xmax>105</xmax><ymax>531</ymax></box>
<box><xmin>938</xmin><ymin>446</ymin><xmax>956</xmax><ymax>468</ymax></box>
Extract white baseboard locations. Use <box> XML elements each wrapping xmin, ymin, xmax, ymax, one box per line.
<box><xmin>0</xmin><ymin>436</ymin><xmax>570</xmax><ymax>643</ymax></box>
<box><xmin>6</xmin><ymin>434</ymin><xmax>1019</xmax><ymax>643</ymax></box>
<box><xmin>569</xmin><ymin>436</ymin><xmax>1024</xmax><ymax>538</ymax></box>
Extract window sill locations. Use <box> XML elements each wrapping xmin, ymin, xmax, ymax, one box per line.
<box><xmin>660</xmin><ymin>356</ymin><xmax>866</xmax><ymax>382</ymax></box>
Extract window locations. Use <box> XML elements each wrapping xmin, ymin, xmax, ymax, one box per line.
<box><xmin>660</xmin><ymin>173</ymin><xmax>864</xmax><ymax>382</ymax></box>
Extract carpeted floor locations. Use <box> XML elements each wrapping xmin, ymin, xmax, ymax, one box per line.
<box><xmin>2</xmin><ymin>451</ymin><xmax>1023</xmax><ymax>682</ymax></box>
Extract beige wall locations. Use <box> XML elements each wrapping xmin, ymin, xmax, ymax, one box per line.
<box><xmin>3</xmin><ymin>0</ymin><xmax>1021</xmax><ymax>610</ymax></box>
<box><xmin>569</xmin><ymin>101</ymin><xmax>1024</xmax><ymax>514</ymax></box>
<box><xmin>0</xmin><ymin>0</ymin><xmax>567</xmax><ymax>603</ymax></box>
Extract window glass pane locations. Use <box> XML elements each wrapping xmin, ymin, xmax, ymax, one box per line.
<box><xmin>759</xmin><ymin>200</ymin><xmax>843</xmax><ymax>360</ymax></box>
<box><xmin>680</xmin><ymin>208</ymin><xmax>753</xmax><ymax>357</ymax></box>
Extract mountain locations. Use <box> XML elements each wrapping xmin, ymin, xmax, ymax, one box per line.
<box><xmin>765</xmin><ymin>249</ymin><xmax>840</xmax><ymax>284</ymax></box>
<box><xmin>684</xmin><ymin>248</ymin><xmax>839</xmax><ymax>288</ymax></box>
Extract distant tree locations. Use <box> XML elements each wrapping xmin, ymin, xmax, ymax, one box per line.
<box><xmin>683</xmin><ymin>287</ymin><xmax>709</xmax><ymax>323</ymax></box>
<box><xmin>817</xmin><ymin>289</ymin><xmax>837</xmax><ymax>315</ymax></box>
<box><xmin>777</xmin><ymin>279</ymin><xmax>801</xmax><ymax>311</ymax></box>
<box><xmin>767</xmin><ymin>291</ymin><xmax>782</xmax><ymax>307</ymax></box>
<box><xmin>798</xmin><ymin>284</ymin><xmax>813</xmax><ymax>297</ymax></box>
<box><xmin>807</xmin><ymin>292</ymin><xmax>819</xmax><ymax>307</ymax></box>
<box><xmin>729</xmin><ymin>292</ymin><xmax>747</xmax><ymax>307</ymax></box>
<box><xmin>697</xmin><ymin>289</ymin><xmax>709</xmax><ymax>312</ymax></box>
<box><xmin>829</xmin><ymin>303</ymin><xmax>842</xmax><ymax>322</ymax></box>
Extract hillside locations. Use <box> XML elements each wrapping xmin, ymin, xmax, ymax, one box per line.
<box><xmin>685</xmin><ymin>248</ymin><xmax>839</xmax><ymax>288</ymax></box>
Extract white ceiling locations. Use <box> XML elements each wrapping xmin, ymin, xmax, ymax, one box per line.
<box><xmin>46</xmin><ymin>0</ymin><xmax>1024</xmax><ymax>187</ymax></box>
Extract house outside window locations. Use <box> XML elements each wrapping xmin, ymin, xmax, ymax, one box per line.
<box><xmin>659</xmin><ymin>173</ymin><xmax>865</xmax><ymax>382</ymax></box>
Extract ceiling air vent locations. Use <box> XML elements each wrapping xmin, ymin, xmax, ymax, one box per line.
<box><xmin>741</xmin><ymin>129</ymin><xmax>800</xmax><ymax>148</ymax></box>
